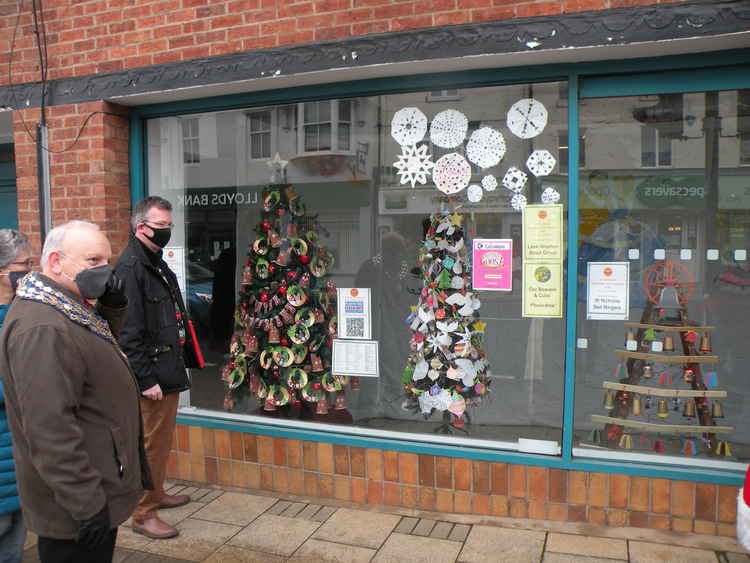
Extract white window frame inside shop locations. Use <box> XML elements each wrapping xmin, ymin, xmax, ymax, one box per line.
<box><xmin>296</xmin><ymin>100</ymin><xmax>354</xmax><ymax>155</ymax></box>
<box><xmin>247</xmin><ymin>109</ymin><xmax>275</xmax><ymax>161</ymax></box>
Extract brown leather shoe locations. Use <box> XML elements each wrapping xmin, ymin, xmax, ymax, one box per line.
<box><xmin>132</xmin><ymin>517</ymin><xmax>179</xmax><ymax>539</ymax></box>
<box><xmin>159</xmin><ymin>493</ymin><xmax>190</xmax><ymax>509</ymax></box>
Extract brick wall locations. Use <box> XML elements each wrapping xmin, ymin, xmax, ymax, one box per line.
<box><xmin>12</xmin><ymin>102</ymin><xmax>131</xmax><ymax>255</ymax></box>
<box><xmin>0</xmin><ymin>0</ymin><xmax>683</xmax><ymax>86</ymax></box>
<box><xmin>168</xmin><ymin>424</ymin><xmax>739</xmax><ymax>537</ymax></box>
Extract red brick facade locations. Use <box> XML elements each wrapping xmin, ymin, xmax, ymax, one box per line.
<box><xmin>168</xmin><ymin>425</ymin><xmax>740</xmax><ymax>537</ymax></box>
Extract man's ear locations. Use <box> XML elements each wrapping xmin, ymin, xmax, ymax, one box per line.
<box><xmin>48</xmin><ymin>251</ymin><xmax>64</xmax><ymax>275</ymax></box>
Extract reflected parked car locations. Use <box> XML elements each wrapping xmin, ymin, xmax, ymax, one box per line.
<box><xmin>186</xmin><ymin>261</ymin><xmax>213</xmax><ymax>336</ymax></box>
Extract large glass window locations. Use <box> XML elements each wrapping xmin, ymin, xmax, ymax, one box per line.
<box><xmin>574</xmin><ymin>90</ymin><xmax>750</xmax><ymax>469</ymax></box>
<box><xmin>147</xmin><ymin>81</ymin><xmax>569</xmax><ymax>451</ymax></box>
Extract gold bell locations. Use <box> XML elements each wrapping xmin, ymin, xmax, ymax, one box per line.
<box><xmin>657</xmin><ymin>398</ymin><xmax>669</xmax><ymax>419</ymax></box>
<box><xmin>716</xmin><ymin>441</ymin><xmax>732</xmax><ymax>457</ymax></box>
<box><xmin>663</xmin><ymin>335</ymin><xmax>674</xmax><ymax>352</ymax></box>
<box><xmin>632</xmin><ymin>395</ymin><xmax>642</xmax><ymax>416</ymax></box>
<box><xmin>700</xmin><ymin>333</ymin><xmax>712</xmax><ymax>353</ymax></box>
<box><xmin>642</xmin><ymin>364</ymin><xmax>653</xmax><ymax>378</ymax></box>
<box><xmin>268</xmin><ymin>326</ymin><xmax>280</xmax><ymax>344</ymax></box>
<box><xmin>626</xmin><ymin>329</ymin><xmax>636</xmax><ymax>343</ymax></box>
<box><xmin>603</xmin><ymin>391</ymin><xmax>615</xmax><ymax>410</ymax></box>
<box><xmin>315</xmin><ymin>399</ymin><xmax>329</xmax><ymax>415</ymax></box>
<box><xmin>683</xmin><ymin>399</ymin><xmax>696</xmax><ymax>418</ymax></box>
<box><xmin>618</xmin><ymin>434</ymin><xmax>633</xmax><ymax>449</ymax></box>
<box><xmin>711</xmin><ymin>401</ymin><xmax>725</xmax><ymax>419</ymax></box>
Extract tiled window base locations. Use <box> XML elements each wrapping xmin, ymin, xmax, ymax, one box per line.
<box><xmin>168</xmin><ymin>425</ymin><xmax>738</xmax><ymax>537</ymax></box>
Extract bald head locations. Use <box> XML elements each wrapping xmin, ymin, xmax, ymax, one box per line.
<box><xmin>42</xmin><ymin>221</ymin><xmax>112</xmax><ymax>299</ymax></box>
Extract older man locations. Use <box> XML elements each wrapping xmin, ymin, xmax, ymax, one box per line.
<box><xmin>0</xmin><ymin>220</ymin><xmax>151</xmax><ymax>563</ymax></box>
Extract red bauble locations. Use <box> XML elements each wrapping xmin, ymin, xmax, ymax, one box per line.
<box><xmin>312</xmin><ymin>383</ymin><xmax>321</xmax><ymax>390</ymax></box>
<box><xmin>294</xmin><ymin>400</ymin><xmax>301</xmax><ymax>407</ymax></box>
<box><xmin>287</xmin><ymin>271</ymin><xmax>298</xmax><ymax>280</ymax></box>
<box><xmin>278</xmin><ymin>285</ymin><xmax>287</xmax><ymax>295</ymax></box>
<box><xmin>280</xmin><ymin>338</ymin><xmax>289</xmax><ymax>346</ymax></box>
<box><xmin>299</xmin><ymin>255</ymin><xmax>310</xmax><ymax>264</ymax></box>
<box><xmin>268</xmin><ymin>264</ymin><xmax>275</xmax><ymax>274</ymax></box>
<box><xmin>262</xmin><ymin>220</ymin><xmax>272</xmax><ymax>231</ymax></box>
<box><xmin>260</xmin><ymin>293</ymin><xmax>268</xmax><ymax>303</ymax></box>
<box><xmin>277</xmin><ymin>209</ymin><xmax>285</xmax><ymax>216</ymax></box>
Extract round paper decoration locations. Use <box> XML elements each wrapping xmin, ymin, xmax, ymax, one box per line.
<box><xmin>393</xmin><ymin>143</ymin><xmax>434</xmax><ymax>188</ymax></box>
<box><xmin>430</xmin><ymin>109</ymin><xmax>469</xmax><ymax>148</ymax></box>
<box><xmin>502</xmin><ymin>167</ymin><xmax>528</xmax><ymax>193</ymax></box>
<box><xmin>433</xmin><ymin>153</ymin><xmax>472</xmax><ymax>195</ymax></box>
<box><xmin>467</xmin><ymin>184</ymin><xmax>483</xmax><ymax>203</ymax></box>
<box><xmin>541</xmin><ymin>186</ymin><xmax>561</xmax><ymax>204</ymax></box>
<box><xmin>391</xmin><ymin>107</ymin><xmax>428</xmax><ymax>145</ymax></box>
<box><xmin>526</xmin><ymin>149</ymin><xmax>556</xmax><ymax>177</ymax></box>
<box><xmin>481</xmin><ymin>175</ymin><xmax>498</xmax><ymax>192</ymax></box>
<box><xmin>466</xmin><ymin>127</ymin><xmax>506</xmax><ymax>169</ymax></box>
<box><xmin>506</xmin><ymin>98</ymin><xmax>548</xmax><ymax>139</ymax></box>
<box><xmin>511</xmin><ymin>193</ymin><xmax>527</xmax><ymax>210</ymax></box>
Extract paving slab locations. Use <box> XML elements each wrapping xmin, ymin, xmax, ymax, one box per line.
<box><xmin>413</xmin><ymin>519</ymin><xmax>437</xmax><ymax>537</ymax></box>
<box><xmin>139</xmin><ymin>517</ymin><xmax>242</xmax><ymax>562</ymax></box>
<box><xmin>158</xmin><ymin>501</ymin><xmax>205</xmax><ymax>527</ymax></box>
<box><xmin>431</xmin><ymin>522</ymin><xmax>454</xmax><ymax>540</ymax></box>
<box><xmin>459</xmin><ymin>526</ymin><xmax>546</xmax><ymax>563</ymax></box>
<box><xmin>448</xmin><ymin>524</ymin><xmax>471</xmax><ymax>542</ymax></box>
<box><xmin>629</xmin><ymin>540</ymin><xmax>719</xmax><ymax>563</ymax></box>
<box><xmin>297</xmin><ymin>504</ymin><xmax>323</xmax><ymax>520</ymax></box>
<box><xmin>203</xmin><ymin>545</ymin><xmax>286</xmax><ymax>562</ymax></box>
<box><xmin>726</xmin><ymin>553</ymin><xmax>750</xmax><ymax>563</ymax></box>
<box><xmin>201</xmin><ymin>489</ymin><xmax>224</xmax><ymax>503</ymax></box>
<box><xmin>543</xmin><ymin>555</ymin><xmax>627</xmax><ymax>563</ymax></box>
<box><xmin>546</xmin><ymin>533</ymin><xmax>628</xmax><ymax>560</ymax></box>
<box><xmin>267</xmin><ymin>500</ymin><xmax>293</xmax><ymax>516</ymax></box>
<box><xmin>191</xmin><ymin>491</ymin><xmax>276</xmax><ymax>526</ymax></box>
<box><xmin>229</xmin><ymin>514</ymin><xmax>320</xmax><ymax>556</ymax></box>
<box><xmin>313</xmin><ymin>507</ymin><xmax>401</xmax><ymax>549</ymax></box>
<box><xmin>373</xmin><ymin>533</ymin><xmax>462</xmax><ymax>563</ymax></box>
<box><xmin>281</xmin><ymin>502</ymin><xmax>308</xmax><ymax>518</ymax></box>
<box><xmin>117</xmin><ymin>529</ymin><xmax>154</xmax><ymax>551</ymax></box>
<box><xmin>311</xmin><ymin>506</ymin><xmax>338</xmax><ymax>522</ymax></box>
<box><xmin>290</xmin><ymin>538</ymin><xmax>377</xmax><ymax>563</ymax></box>
<box><xmin>190</xmin><ymin>487</ymin><xmax>214</xmax><ymax>502</ymax></box>
<box><xmin>394</xmin><ymin>517</ymin><xmax>419</xmax><ymax>534</ymax></box>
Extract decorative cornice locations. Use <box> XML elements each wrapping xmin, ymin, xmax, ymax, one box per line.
<box><xmin>1</xmin><ymin>0</ymin><xmax>749</xmax><ymax>110</ymax></box>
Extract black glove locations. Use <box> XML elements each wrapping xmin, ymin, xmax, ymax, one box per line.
<box><xmin>98</xmin><ymin>271</ymin><xmax>127</xmax><ymax>308</ymax></box>
<box><xmin>77</xmin><ymin>502</ymin><xmax>111</xmax><ymax>550</ymax></box>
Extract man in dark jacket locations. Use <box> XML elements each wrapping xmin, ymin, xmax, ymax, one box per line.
<box><xmin>116</xmin><ymin>196</ymin><xmax>192</xmax><ymax>540</ymax></box>
<box><xmin>0</xmin><ymin>220</ymin><xmax>151</xmax><ymax>563</ymax></box>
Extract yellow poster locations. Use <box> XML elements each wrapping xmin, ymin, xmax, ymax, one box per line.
<box><xmin>522</xmin><ymin>262</ymin><xmax>563</xmax><ymax>318</ymax></box>
<box><xmin>522</xmin><ymin>204</ymin><xmax>563</xmax><ymax>262</ymax></box>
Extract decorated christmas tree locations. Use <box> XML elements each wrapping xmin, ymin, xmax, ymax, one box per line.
<box><xmin>402</xmin><ymin>211</ymin><xmax>490</xmax><ymax>432</ymax></box>
<box><xmin>222</xmin><ymin>185</ymin><xmax>350</xmax><ymax>415</ymax></box>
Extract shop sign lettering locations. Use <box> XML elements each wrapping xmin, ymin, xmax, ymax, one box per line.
<box><xmin>177</xmin><ymin>190</ymin><xmax>260</xmax><ymax>208</ymax></box>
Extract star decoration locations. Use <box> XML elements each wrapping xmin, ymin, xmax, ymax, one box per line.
<box><xmin>267</xmin><ymin>152</ymin><xmax>289</xmax><ymax>183</ymax></box>
<box><xmin>448</xmin><ymin>213</ymin><xmax>464</xmax><ymax>227</ymax></box>
<box><xmin>393</xmin><ymin>144</ymin><xmax>435</xmax><ymax>188</ymax></box>
<box><xmin>472</xmin><ymin>321</ymin><xmax>487</xmax><ymax>333</ymax></box>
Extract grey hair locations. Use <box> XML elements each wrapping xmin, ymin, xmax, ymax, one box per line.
<box><xmin>131</xmin><ymin>196</ymin><xmax>173</xmax><ymax>230</ymax></box>
<box><xmin>0</xmin><ymin>229</ymin><xmax>32</xmax><ymax>269</ymax></box>
<box><xmin>41</xmin><ymin>220</ymin><xmax>100</xmax><ymax>266</ymax></box>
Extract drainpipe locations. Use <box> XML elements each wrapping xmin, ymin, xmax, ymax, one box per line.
<box><xmin>35</xmin><ymin>120</ymin><xmax>51</xmax><ymax>241</ymax></box>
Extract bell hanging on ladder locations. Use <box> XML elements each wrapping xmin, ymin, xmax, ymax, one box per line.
<box><xmin>663</xmin><ymin>335</ymin><xmax>675</xmax><ymax>352</ymax></box>
<box><xmin>657</xmin><ymin>285</ymin><xmax>682</xmax><ymax>320</ymax></box>
<box><xmin>653</xmin><ymin>439</ymin><xmax>665</xmax><ymax>453</ymax></box>
<box><xmin>642</xmin><ymin>364</ymin><xmax>653</xmax><ymax>378</ymax></box>
<box><xmin>626</xmin><ymin>329</ymin><xmax>636</xmax><ymax>343</ymax></box>
<box><xmin>682</xmin><ymin>438</ymin><xmax>697</xmax><ymax>456</ymax></box>
<box><xmin>716</xmin><ymin>440</ymin><xmax>732</xmax><ymax>457</ymax></box>
<box><xmin>632</xmin><ymin>395</ymin><xmax>642</xmax><ymax>416</ymax></box>
<box><xmin>711</xmin><ymin>401</ymin><xmax>725</xmax><ymax>419</ymax></box>
<box><xmin>618</xmin><ymin>434</ymin><xmax>633</xmax><ymax>449</ymax></box>
<box><xmin>700</xmin><ymin>332</ymin><xmax>712</xmax><ymax>353</ymax></box>
<box><xmin>657</xmin><ymin>399</ymin><xmax>669</xmax><ymax>419</ymax></box>
<box><xmin>588</xmin><ymin>428</ymin><xmax>603</xmax><ymax>445</ymax></box>
<box><xmin>603</xmin><ymin>391</ymin><xmax>615</xmax><ymax>410</ymax></box>
<box><xmin>682</xmin><ymin>399</ymin><xmax>696</xmax><ymax>418</ymax></box>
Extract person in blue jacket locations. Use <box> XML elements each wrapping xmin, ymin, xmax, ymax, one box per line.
<box><xmin>0</xmin><ymin>229</ymin><xmax>32</xmax><ymax>563</ymax></box>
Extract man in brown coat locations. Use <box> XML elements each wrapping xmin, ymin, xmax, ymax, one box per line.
<box><xmin>0</xmin><ymin>220</ymin><xmax>151</xmax><ymax>563</ymax></box>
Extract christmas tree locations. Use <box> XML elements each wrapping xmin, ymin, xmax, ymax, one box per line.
<box><xmin>222</xmin><ymin>185</ymin><xmax>349</xmax><ymax>415</ymax></box>
<box><xmin>402</xmin><ymin>211</ymin><xmax>490</xmax><ymax>432</ymax></box>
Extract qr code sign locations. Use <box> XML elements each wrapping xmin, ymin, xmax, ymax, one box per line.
<box><xmin>346</xmin><ymin>318</ymin><xmax>365</xmax><ymax>338</ymax></box>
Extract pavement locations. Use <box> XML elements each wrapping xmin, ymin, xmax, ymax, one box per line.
<box><xmin>20</xmin><ymin>480</ymin><xmax>750</xmax><ymax>562</ymax></box>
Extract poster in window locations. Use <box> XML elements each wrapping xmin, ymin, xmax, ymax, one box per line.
<box><xmin>337</xmin><ymin>288</ymin><xmax>372</xmax><ymax>340</ymax></box>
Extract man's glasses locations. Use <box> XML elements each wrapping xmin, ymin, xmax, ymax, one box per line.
<box><xmin>144</xmin><ymin>221</ymin><xmax>174</xmax><ymax>229</ymax></box>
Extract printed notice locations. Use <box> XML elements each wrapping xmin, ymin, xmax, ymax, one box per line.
<box><xmin>586</xmin><ymin>262</ymin><xmax>630</xmax><ymax>320</ymax></box>
<box><xmin>523</xmin><ymin>204</ymin><xmax>563</xmax><ymax>262</ymax></box>
<box><xmin>472</xmin><ymin>239</ymin><xmax>513</xmax><ymax>291</ymax></box>
<box><xmin>332</xmin><ymin>339</ymin><xmax>379</xmax><ymax>377</ymax></box>
<box><xmin>522</xmin><ymin>262</ymin><xmax>563</xmax><ymax>318</ymax></box>
<box><xmin>163</xmin><ymin>246</ymin><xmax>187</xmax><ymax>296</ymax></box>
<box><xmin>337</xmin><ymin>288</ymin><xmax>372</xmax><ymax>340</ymax></box>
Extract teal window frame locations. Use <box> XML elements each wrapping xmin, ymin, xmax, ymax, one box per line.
<box><xmin>129</xmin><ymin>48</ymin><xmax>750</xmax><ymax>485</ymax></box>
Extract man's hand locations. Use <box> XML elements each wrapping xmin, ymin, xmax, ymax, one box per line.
<box><xmin>77</xmin><ymin>502</ymin><xmax>110</xmax><ymax>549</ymax></box>
<box><xmin>142</xmin><ymin>384</ymin><xmax>163</xmax><ymax>400</ymax></box>
<box><xmin>98</xmin><ymin>271</ymin><xmax>127</xmax><ymax>308</ymax></box>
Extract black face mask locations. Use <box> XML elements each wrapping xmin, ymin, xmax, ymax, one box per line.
<box><xmin>74</xmin><ymin>265</ymin><xmax>114</xmax><ymax>300</ymax></box>
<box><xmin>8</xmin><ymin>271</ymin><xmax>28</xmax><ymax>293</ymax></box>
<box><xmin>145</xmin><ymin>226</ymin><xmax>171</xmax><ymax>249</ymax></box>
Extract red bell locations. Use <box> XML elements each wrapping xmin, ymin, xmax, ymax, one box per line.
<box><xmin>315</xmin><ymin>399</ymin><xmax>329</xmax><ymax>415</ymax></box>
<box><xmin>334</xmin><ymin>392</ymin><xmax>346</xmax><ymax>410</ymax></box>
<box><xmin>700</xmin><ymin>333</ymin><xmax>712</xmax><ymax>353</ymax></box>
<box><xmin>350</xmin><ymin>376</ymin><xmax>361</xmax><ymax>390</ymax></box>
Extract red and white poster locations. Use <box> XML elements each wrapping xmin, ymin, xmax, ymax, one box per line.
<box><xmin>472</xmin><ymin>239</ymin><xmax>513</xmax><ymax>291</ymax></box>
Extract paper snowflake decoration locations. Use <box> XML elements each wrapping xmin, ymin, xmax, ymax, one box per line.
<box><xmin>391</xmin><ymin>107</ymin><xmax>428</xmax><ymax>146</ymax></box>
<box><xmin>433</xmin><ymin>153</ymin><xmax>472</xmax><ymax>195</ymax></box>
<box><xmin>502</xmin><ymin>167</ymin><xmax>528</xmax><ymax>193</ymax></box>
<box><xmin>393</xmin><ymin>144</ymin><xmax>435</xmax><ymax>188</ymax></box>
<box><xmin>467</xmin><ymin>184</ymin><xmax>483</xmax><ymax>203</ymax></box>
<box><xmin>466</xmin><ymin>127</ymin><xmax>506</xmax><ymax>169</ymax></box>
<box><xmin>507</xmin><ymin>98</ymin><xmax>548</xmax><ymax>139</ymax></box>
<box><xmin>481</xmin><ymin>175</ymin><xmax>498</xmax><ymax>192</ymax></box>
<box><xmin>541</xmin><ymin>186</ymin><xmax>561</xmax><ymax>204</ymax></box>
<box><xmin>511</xmin><ymin>193</ymin><xmax>527</xmax><ymax>210</ymax></box>
<box><xmin>430</xmin><ymin>109</ymin><xmax>468</xmax><ymax>148</ymax></box>
<box><xmin>526</xmin><ymin>149</ymin><xmax>556</xmax><ymax>177</ymax></box>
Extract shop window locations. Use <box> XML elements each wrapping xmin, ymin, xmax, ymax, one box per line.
<box><xmin>558</xmin><ymin>129</ymin><xmax>586</xmax><ymax>174</ymax></box>
<box><xmin>426</xmin><ymin>89</ymin><xmax>461</xmax><ymax>102</ymax></box>
<box><xmin>181</xmin><ymin>118</ymin><xmax>200</xmax><ymax>165</ymax></box>
<box><xmin>146</xmin><ymin>81</ymin><xmax>569</xmax><ymax>453</ymax></box>
<box><xmin>298</xmin><ymin>100</ymin><xmax>353</xmax><ymax>154</ymax></box>
<box><xmin>575</xmin><ymin>89</ymin><xmax>750</xmax><ymax>470</ymax></box>
<box><xmin>248</xmin><ymin>110</ymin><xmax>273</xmax><ymax>160</ymax></box>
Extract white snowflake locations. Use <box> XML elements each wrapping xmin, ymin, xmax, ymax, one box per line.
<box><xmin>393</xmin><ymin>144</ymin><xmax>434</xmax><ymax>188</ymax></box>
<box><xmin>510</xmin><ymin>193</ymin><xmax>527</xmax><ymax>210</ymax></box>
<box><xmin>430</xmin><ymin>109</ymin><xmax>468</xmax><ymax>148</ymax></box>
<box><xmin>526</xmin><ymin>149</ymin><xmax>556</xmax><ymax>177</ymax></box>
<box><xmin>541</xmin><ymin>186</ymin><xmax>561</xmax><ymax>204</ymax></box>
<box><xmin>481</xmin><ymin>175</ymin><xmax>498</xmax><ymax>192</ymax></box>
<box><xmin>467</xmin><ymin>184</ymin><xmax>483</xmax><ymax>203</ymax></box>
<box><xmin>433</xmin><ymin>153</ymin><xmax>471</xmax><ymax>195</ymax></box>
<box><xmin>391</xmin><ymin>107</ymin><xmax>428</xmax><ymax>146</ymax></box>
<box><xmin>502</xmin><ymin>167</ymin><xmax>528</xmax><ymax>193</ymax></box>
<box><xmin>466</xmin><ymin>127</ymin><xmax>506</xmax><ymax>168</ymax></box>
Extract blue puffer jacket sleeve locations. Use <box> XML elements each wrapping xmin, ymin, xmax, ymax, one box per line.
<box><xmin>0</xmin><ymin>304</ymin><xmax>20</xmax><ymax>514</ymax></box>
